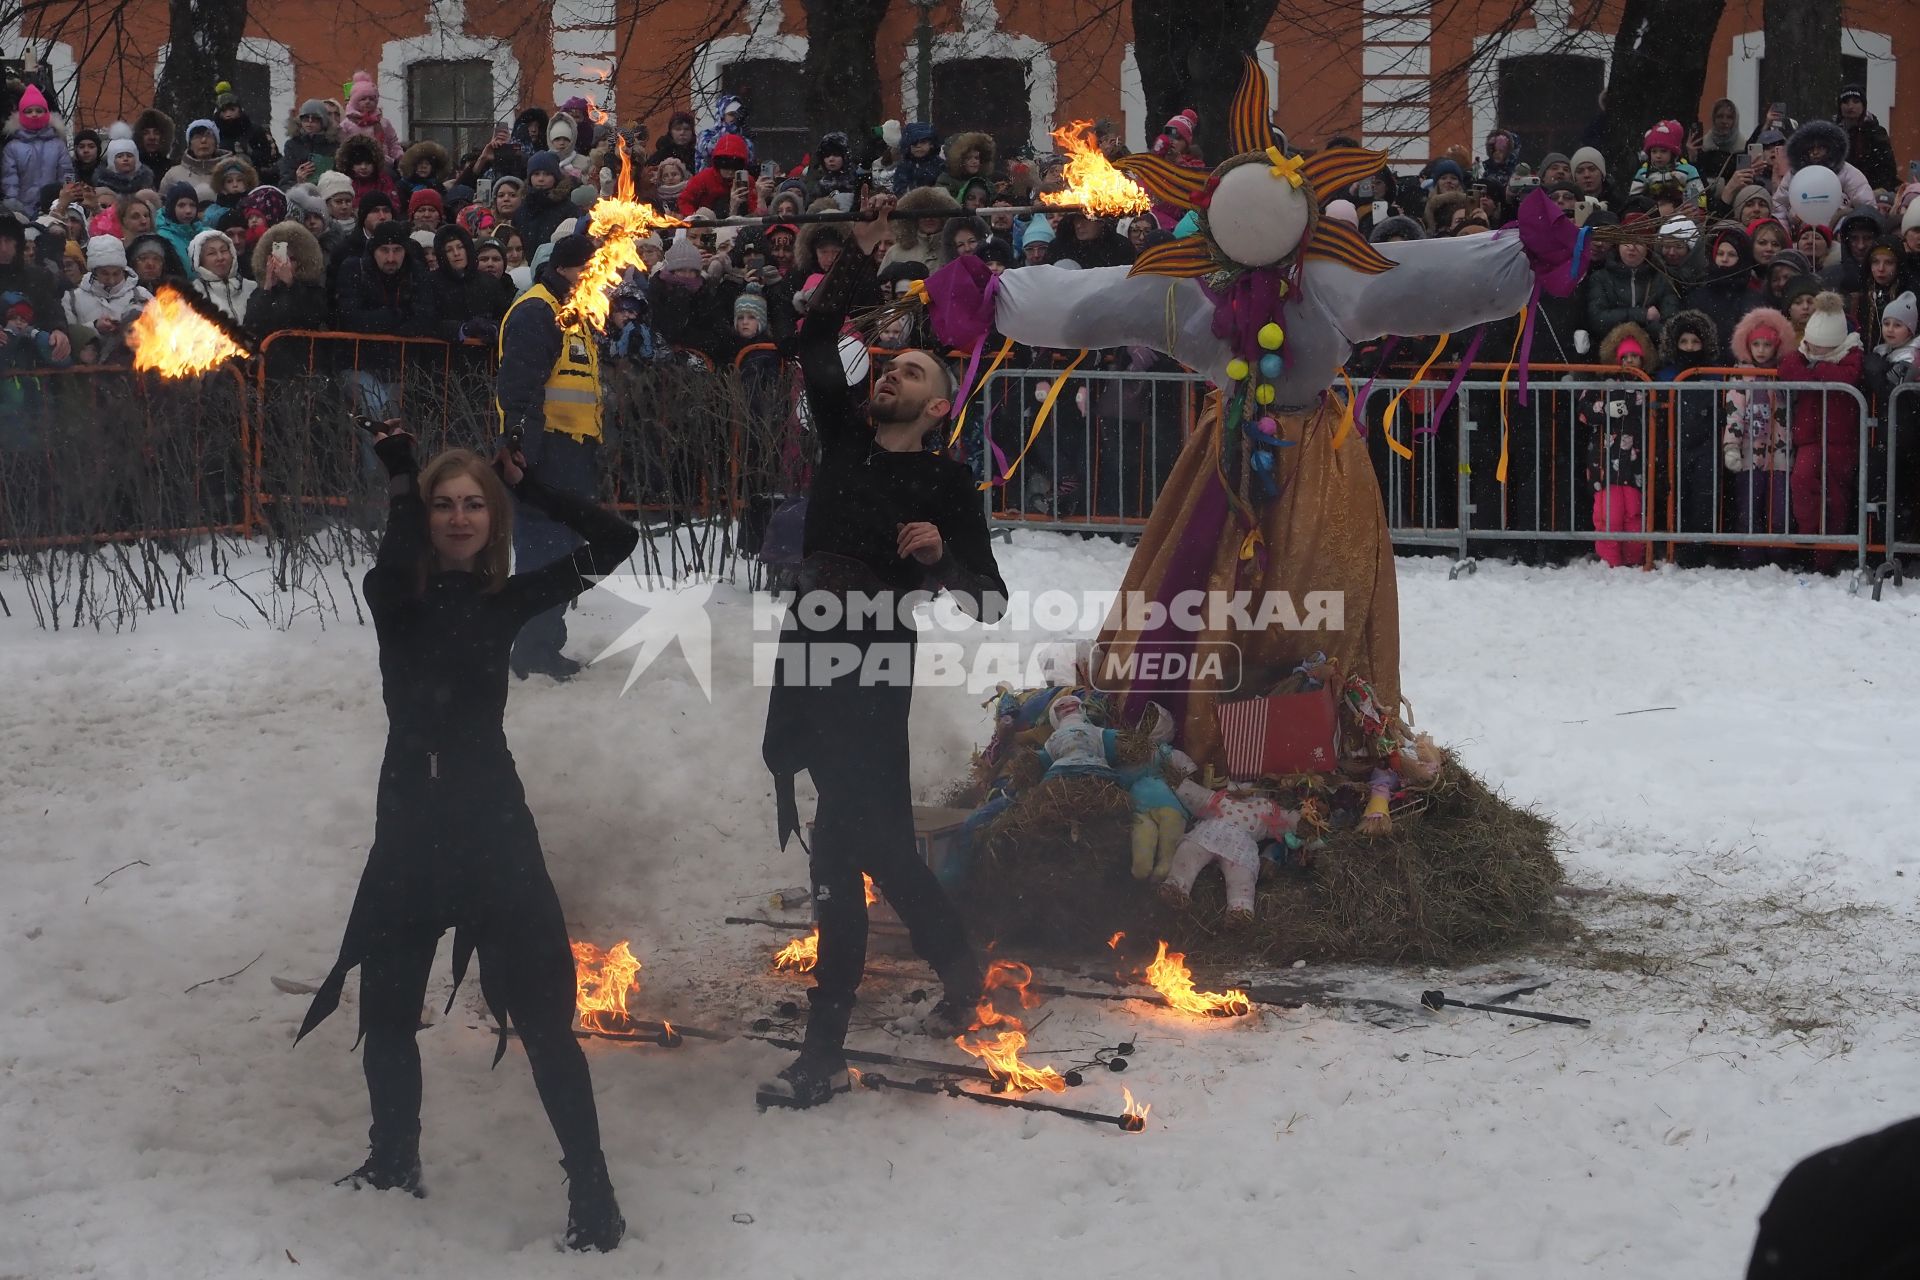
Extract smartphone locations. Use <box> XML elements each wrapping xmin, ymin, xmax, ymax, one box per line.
<box><xmin>760</xmin><ymin>160</ymin><xmax>777</xmax><ymax>179</ymax></box>
<box><xmin>272</xmin><ymin>241</ymin><xmax>290</xmax><ymax>264</ymax></box>
<box><xmin>1770</xmin><ymin>101</ymin><xmax>1787</xmax><ymax>118</ymax></box>
<box><xmin>351</xmin><ymin>415</ymin><xmax>385</xmax><ymax>435</ymax></box>
<box><xmin>1371</xmin><ymin>199</ymin><xmax>1388</xmax><ymax>223</ymax></box>
<box><xmin>1747</xmin><ymin>143</ymin><xmax>1765</xmax><ymax>162</ymax></box>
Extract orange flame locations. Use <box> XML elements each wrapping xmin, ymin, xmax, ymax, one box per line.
<box><xmin>1145</xmin><ymin>941</ymin><xmax>1251</xmax><ymax>1018</ymax></box>
<box><xmin>1040</xmin><ymin>120</ymin><xmax>1151</xmax><ymax>217</ymax></box>
<box><xmin>129</xmin><ymin>285</ymin><xmax>246</xmax><ymax>378</ymax></box>
<box><xmin>955</xmin><ymin>960</ymin><xmax>1067</xmax><ymax>1094</ymax></box>
<box><xmin>583</xmin><ymin>92</ymin><xmax>609</xmax><ymax>126</ymax></box>
<box><xmin>864</xmin><ymin>873</ymin><xmax>878</xmax><ymax>907</ymax></box>
<box><xmin>1121</xmin><ymin>1086</ymin><xmax>1150</xmax><ymax>1131</ymax></box>
<box><xmin>571</xmin><ymin>939</ymin><xmax>642</xmax><ymax>1033</ymax></box>
<box><xmin>1107</xmin><ymin>931</ymin><xmax>1125</xmax><ymax>949</ymax></box>
<box><xmin>557</xmin><ymin>133</ymin><xmax>687</xmax><ymax>333</ymax></box>
<box><xmin>773</xmin><ymin>927</ymin><xmax>819</xmax><ymax>973</ymax></box>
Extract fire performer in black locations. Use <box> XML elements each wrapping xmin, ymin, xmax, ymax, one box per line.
<box><xmin>296</xmin><ymin>423</ymin><xmax>637</xmax><ymax>1251</ymax></box>
<box><xmin>759</xmin><ymin>211</ymin><xmax>1008</xmax><ymax>1109</ymax></box>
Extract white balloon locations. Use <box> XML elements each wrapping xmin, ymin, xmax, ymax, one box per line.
<box><xmin>1787</xmin><ymin>165</ymin><xmax>1843</xmax><ymax>225</ymax></box>
<box><xmin>1206</xmin><ymin>162</ymin><xmax>1312</xmax><ymax>268</ymax></box>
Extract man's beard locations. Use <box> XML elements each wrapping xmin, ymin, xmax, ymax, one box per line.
<box><xmin>868</xmin><ymin>391</ymin><xmax>927</xmax><ymax>426</ymax></box>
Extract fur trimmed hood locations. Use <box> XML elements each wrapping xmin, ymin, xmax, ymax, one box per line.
<box><xmin>1786</xmin><ymin>119</ymin><xmax>1849</xmax><ymax>173</ymax></box>
<box><xmin>944</xmin><ymin>131</ymin><xmax>995</xmax><ymax>181</ymax></box>
<box><xmin>890</xmin><ymin>184</ymin><xmax>960</xmax><ymax>250</ymax></box>
<box><xmin>1599</xmin><ymin>320</ymin><xmax>1654</xmax><ymax>366</ymax></box>
<box><xmin>210</xmin><ymin>154</ymin><xmax>259</xmax><ymax>192</ymax></box>
<box><xmin>399</xmin><ymin>139</ymin><xmax>450</xmax><ymax>183</ymax></box>
<box><xmin>1658</xmin><ymin>308</ymin><xmax>1721</xmax><ymax>366</ymax></box>
<box><xmin>134</xmin><ymin>108</ymin><xmax>176</xmax><ymax>157</ymax></box>
<box><xmin>336</xmin><ymin>133</ymin><xmax>386</xmax><ymax>176</ymax></box>
<box><xmin>1730</xmin><ymin>306</ymin><xmax>1792</xmax><ymax>365</ymax></box>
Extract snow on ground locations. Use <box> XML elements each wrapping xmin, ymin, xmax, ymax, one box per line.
<box><xmin>2</xmin><ymin>539</ymin><xmax>1917</xmax><ymax>1279</ymax></box>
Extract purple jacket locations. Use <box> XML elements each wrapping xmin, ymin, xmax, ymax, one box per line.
<box><xmin>3</xmin><ymin>119</ymin><xmax>73</xmax><ymax>210</ymax></box>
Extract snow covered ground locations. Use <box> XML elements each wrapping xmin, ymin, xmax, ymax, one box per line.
<box><xmin>3</xmin><ymin>538</ymin><xmax>1916</xmax><ymax>1279</ymax></box>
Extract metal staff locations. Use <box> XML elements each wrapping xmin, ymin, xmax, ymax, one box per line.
<box><xmin>695</xmin><ymin>202</ymin><xmax>1108</xmax><ymax>230</ymax></box>
<box><xmin>744</xmin><ymin>1032</ymin><xmax>1087</xmax><ymax>1089</ymax></box>
<box><xmin>1420</xmin><ymin>989</ymin><xmax>1591</xmax><ymax>1028</ymax></box>
<box><xmin>858</xmin><ymin>1072</ymin><xmax>1146</xmax><ymax>1132</ymax></box>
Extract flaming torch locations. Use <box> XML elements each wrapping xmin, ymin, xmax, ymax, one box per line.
<box><xmin>956</xmin><ymin>960</ymin><xmax>1068</xmax><ymax>1094</ymax></box>
<box><xmin>773</xmin><ymin>927</ymin><xmax>820</xmax><ymax>973</ymax></box>
<box><xmin>571</xmin><ymin>939</ymin><xmax>643</xmax><ymax>1034</ymax></box>
<box><xmin>1145</xmin><ymin>941</ymin><xmax>1251</xmax><ymax>1018</ymax></box>
<box><xmin>557</xmin><ymin>133</ymin><xmax>686</xmax><ymax>334</ymax></box>
<box><xmin>1039</xmin><ymin>120</ymin><xmax>1151</xmax><ymax>218</ymax></box>
<box><xmin>1120</xmin><ymin>1087</ymin><xmax>1151</xmax><ymax>1132</ymax></box>
<box><xmin>129</xmin><ymin>285</ymin><xmax>248</xmax><ymax>378</ymax></box>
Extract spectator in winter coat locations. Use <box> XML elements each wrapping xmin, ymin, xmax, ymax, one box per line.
<box><xmin>70</xmin><ymin>127</ymin><xmax>101</xmax><ymax>186</ymax></box>
<box><xmin>1835</xmin><ymin>85</ymin><xmax>1898</xmax><ymax>193</ymax></box>
<box><xmin>1822</xmin><ymin>208</ymin><xmax>1885</xmax><ymax>292</ymax></box>
<box><xmin>1848</xmin><ymin>237</ymin><xmax>1905</xmax><ymax>348</ymax></box>
<box><xmin>205</xmin><ymin>155</ymin><xmax>259</xmax><ymax>223</ymax></box>
<box><xmin>937</xmin><ymin>132</ymin><xmax>995</xmax><ymax>203</ymax></box>
<box><xmin>804</xmin><ymin>133</ymin><xmax>862</xmax><ymax>207</ymax></box>
<box><xmin>395</xmin><ymin>140</ymin><xmax>450</xmax><ymax>208</ymax></box>
<box><xmin>1723</xmin><ymin>306</ymin><xmax>1794</xmax><ymax>559</ymax></box>
<box><xmin>1655</xmin><ymin>309</ymin><xmax>1724</xmax><ymax>558</ymax></box>
<box><xmin>338</xmin><ymin>71</ymin><xmax>403</xmax><ymax>166</ymax></box>
<box><xmin>187</xmin><ymin>226</ymin><xmax>256</xmax><ymax>322</ymax></box>
<box><xmin>646</xmin><ymin>233</ymin><xmax>739</xmax><ymax>360</ymax></box>
<box><xmin>408</xmin><ymin>188</ymin><xmax>443</xmax><ymax>233</ymax></box>
<box><xmin>880</xmin><ymin>185</ymin><xmax>960</xmax><ymax>272</ymax></box>
<box><xmin>0</xmin><ymin>215</ymin><xmax>69</xmax><ymax>356</ymax></box>
<box><xmin>1695</xmin><ymin>98</ymin><xmax>1747</xmax><ymax>195</ymax></box>
<box><xmin>694</xmin><ymin>95</ymin><xmax>754</xmax><ymax>174</ymax></box>
<box><xmin>430</xmin><ymin>223</ymin><xmax>513</xmax><ymax>342</ymax></box>
<box><xmin>545</xmin><ymin>114</ymin><xmax>592</xmax><ymax>181</ymax></box>
<box><xmin>161</xmin><ymin>119</ymin><xmax>226</xmax><ymax>204</ymax></box>
<box><xmin>1570</xmin><ymin>146</ymin><xmax>1614</xmax><ymax>208</ymax></box>
<box><xmin>1581</xmin><ymin>322</ymin><xmax>1652</xmax><ymax>565</ymax></box>
<box><xmin>64</xmin><ymin>235</ymin><xmax>152</xmax><ymax>362</ymax></box>
<box><xmin>1686</xmin><ymin>225</ymin><xmax>1757</xmax><ymax>347</ymax></box>
<box><xmin>1630</xmin><ymin>120</ymin><xmax>1704</xmax><ymax>205</ymax></box>
<box><xmin>678</xmin><ymin>133</ymin><xmax>755</xmax><ymax>219</ymax></box>
<box><xmin>514</xmin><ymin>152</ymin><xmax>578</xmax><ymax>246</ymax></box>
<box><xmin>337</xmin><ymin>134</ymin><xmax>396</xmax><ymax>205</ymax></box>
<box><xmin>1478</xmin><ymin>127</ymin><xmax>1521</xmax><ymax>192</ymax></box>
<box><xmin>648</xmin><ymin>111</ymin><xmax>696</xmax><ymax>172</ymax></box>
<box><xmin>1725</xmin><ymin>183</ymin><xmax>1773</xmax><ymax>227</ymax></box>
<box><xmin>134</xmin><ymin>109</ymin><xmax>175</xmax><ymax>178</ymax></box>
<box><xmin>326</xmin><ymin>190</ymin><xmax>395</xmax><ymax>306</ymax></box>
<box><xmin>95</xmin><ymin>138</ymin><xmax>154</xmax><ymax>197</ymax></box>
<box><xmin>1780</xmin><ymin>273</ymin><xmax>1824</xmax><ymax>337</ymax></box>
<box><xmin>1587</xmin><ymin>229</ymin><xmax>1680</xmax><ymax>342</ymax></box>
<box><xmin>1771</xmin><ymin>121</ymin><xmax>1875</xmax><ymax>224</ymax></box>
<box><xmin>1863</xmin><ymin>290</ymin><xmax>1918</xmax><ymax>399</ymax></box>
<box><xmin>1777</xmin><ymin>292</ymin><xmax>1865</xmax><ymax>562</ymax></box>
<box><xmin>126</xmin><ymin>231</ymin><xmax>187</xmax><ymax>293</ymax></box>
<box><xmin>282</xmin><ymin>101</ymin><xmax>339</xmax><ymax>184</ymax></box>
<box><xmin>891</xmin><ymin>123</ymin><xmax>944</xmax><ymax>195</ymax></box>
<box><xmin>4</xmin><ymin>87</ymin><xmax>72</xmax><ymax>212</ymax></box>
<box><xmin>155</xmin><ymin>182</ymin><xmax>209</xmax><ymax>264</ymax></box>
<box><xmin>213</xmin><ymin>85</ymin><xmax>280</xmax><ymax>186</ymax></box>
<box><xmin>335</xmin><ymin>220</ymin><xmax>440</xmax><ymax>416</ymax></box>
<box><xmin>1046</xmin><ymin>212</ymin><xmax>1136</xmax><ymax>270</ymax></box>
<box><xmin>244</xmin><ymin>220</ymin><xmax>329</xmax><ymax>341</ymax></box>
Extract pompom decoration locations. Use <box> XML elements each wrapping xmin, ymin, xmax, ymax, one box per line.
<box><xmin>1257</xmin><ymin>322</ymin><xmax>1284</xmax><ymax>350</ymax></box>
<box><xmin>1259</xmin><ymin>352</ymin><xmax>1282</xmax><ymax>378</ymax></box>
<box><xmin>1225</xmin><ymin>357</ymin><xmax>1250</xmax><ymax>382</ymax></box>
<box><xmin>1256</xmin><ymin>415</ymin><xmax>1279</xmax><ymax>436</ymax></box>
<box><xmin>1255</xmin><ymin>384</ymin><xmax>1276</xmax><ymax>405</ymax></box>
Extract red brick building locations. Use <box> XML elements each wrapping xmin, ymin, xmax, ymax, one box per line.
<box><xmin>9</xmin><ymin>0</ymin><xmax>1914</xmax><ymax>179</ymax></box>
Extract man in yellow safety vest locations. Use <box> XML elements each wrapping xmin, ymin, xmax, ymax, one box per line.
<box><xmin>495</xmin><ymin>232</ymin><xmax>605</xmax><ymax>680</ymax></box>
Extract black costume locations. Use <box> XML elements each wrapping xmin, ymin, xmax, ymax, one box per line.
<box><xmin>761</xmin><ymin>250</ymin><xmax>1007</xmax><ymax>1078</ymax></box>
<box><xmin>296</xmin><ymin>438</ymin><xmax>636</xmax><ymax>1245</ymax></box>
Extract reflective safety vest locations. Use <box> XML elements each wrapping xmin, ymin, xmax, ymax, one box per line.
<box><xmin>496</xmin><ymin>282</ymin><xmax>602</xmax><ymax>442</ymax></box>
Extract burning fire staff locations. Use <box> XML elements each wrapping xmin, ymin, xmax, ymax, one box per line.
<box><xmin>758</xmin><ymin>212</ymin><xmax>1009</xmax><ymax>1109</ymax></box>
<box><xmin>295</xmin><ymin>423</ymin><xmax>637</xmax><ymax>1251</ymax></box>
<box><xmin>494</xmin><ymin>232</ymin><xmax>603</xmax><ymax>681</ymax></box>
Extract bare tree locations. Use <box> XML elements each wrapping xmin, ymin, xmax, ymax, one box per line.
<box><xmin>1598</xmin><ymin>0</ymin><xmax>1726</xmax><ymax>182</ymax></box>
<box><xmin>1760</xmin><ymin>0</ymin><xmax>1841</xmax><ymax>127</ymax></box>
<box><xmin>153</xmin><ymin>0</ymin><xmax>249</xmax><ymax>127</ymax></box>
<box><xmin>800</xmin><ymin>0</ymin><xmax>888</xmax><ymax>155</ymax></box>
<box><xmin>1131</xmin><ymin>0</ymin><xmax>1280</xmax><ymax>164</ymax></box>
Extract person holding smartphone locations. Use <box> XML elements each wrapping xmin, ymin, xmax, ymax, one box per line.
<box><xmin>294</xmin><ymin>421</ymin><xmax>636</xmax><ymax>1251</ymax></box>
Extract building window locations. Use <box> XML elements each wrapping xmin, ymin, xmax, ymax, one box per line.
<box><xmin>1756</xmin><ymin>54</ymin><xmax>1868</xmax><ymax>117</ymax></box>
<box><xmin>933</xmin><ymin>58</ymin><xmax>1030</xmax><ymax>165</ymax></box>
<box><xmin>720</xmin><ymin>59</ymin><xmax>807</xmax><ymax>173</ymax></box>
<box><xmin>1496</xmin><ymin>54</ymin><xmax>1605</xmax><ymax>163</ymax></box>
<box><xmin>407</xmin><ymin>59</ymin><xmax>493</xmax><ymax>158</ymax></box>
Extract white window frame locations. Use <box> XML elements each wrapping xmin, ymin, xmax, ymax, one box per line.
<box><xmin>691</xmin><ymin>0</ymin><xmax>807</xmax><ymax>136</ymax></box>
<box><xmin>152</xmin><ymin>38</ymin><xmax>296</xmax><ymax>139</ymax></box>
<box><xmin>897</xmin><ymin>0</ymin><xmax>1055</xmax><ymax>154</ymax></box>
<box><xmin>1726</xmin><ymin>28</ymin><xmax>1896</xmax><ymax>136</ymax></box>
<box><xmin>378</xmin><ymin>0</ymin><xmax>521</xmax><ymax>145</ymax></box>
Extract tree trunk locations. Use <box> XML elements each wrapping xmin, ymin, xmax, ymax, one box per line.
<box><xmin>1599</xmin><ymin>0</ymin><xmax>1727</xmax><ymax>184</ymax></box>
<box><xmin>800</xmin><ymin>0</ymin><xmax>888</xmax><ymax>167</ymax></box>
<box><xmin>1132</xmin><ymin>0</ymin><xmax>1280</xmax><ymax>165</ymax></box>
<box><xmin>1761</xmin><ymin>0</ymin><xmax>1842</xmax><ymax>128</ymax></box>
<box><xmin>154</xmin><ymin>0</ymin><xmax>251</xmax><ymax>134</ymax></box>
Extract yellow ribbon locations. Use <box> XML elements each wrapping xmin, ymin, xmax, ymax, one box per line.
<box><xmin>1378</xmin><ymin>333</ymin><xmax>1450</xmax><ymax>460</ymax></box>
<box><xmin>1495</xmin><ymin>309</ymin><xmax>1527</xmax><ymax>484</ymax></box>
<box><xmin>1332</xmin><ymin>367</ymin><xmax>1358</xmax><ymax>449</ymax></box>
<box><xmin>948</xmin><ymin>336</ymin><xmax>1015</xmax><ymax>448</ymax></box>
<box><xmin>1266</xmin><ymin>147</ymin><xmax>1305</xmax><ymax>189</ymax></box>
<box><xmin>906</xmin><ymin>279</ymin><xmax>930</xmax><ymax>306</ymax></box>
<box><xmin>985</xmin><ymin>349</ymin><xmax>1089</xmax><ymax>491</ymax></box>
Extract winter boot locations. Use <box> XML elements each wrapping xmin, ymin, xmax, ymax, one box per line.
<box><xmin>921</xmin><ymin>959</ymin><xmax>985</xmax><ymax>1037</ymax></box>
<box><xmin>756</xmin><ymin>990</ymin><xmax>854</xmax><ymax>1109</ymax></box>
<box><xmin>336</xmin><ymin>1125</ymin><xmax>424</xmax><ymax>1197</ymax></box>
<box><xmin>560</xmin><ymin>1151</ymin><xmax>625</xmax><ymax>1252</ymax></box>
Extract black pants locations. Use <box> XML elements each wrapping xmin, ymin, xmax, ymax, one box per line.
<box><xmin>511</xmin><ymin>433</ymin><xmax>598</xmax><ymax>665</ymax></box>
<box><xmin>359</xmin><ymin>913</ymin><xmax>603</xmax><ymax>1165</ymax></box>
<box><xmin>799</xmin><ymin>632</ymin><xmax>980</xmax><ymax>1053</ymax></box>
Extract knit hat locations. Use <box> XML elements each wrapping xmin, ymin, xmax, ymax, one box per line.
<box><xmin>1614</xmin><ymin>336</ymin><xmax>1645</xmax><ymax>361</ymax></box>
<box><xmin>549</xmin><ymin>233</ymin><xmax>595</xmax><ymax>271</ymax></box>
<box><xmin>1659</xmin><ymin>215</ymin><xmax>1699</xmax><ymax>244</ymax></box>
<box><xmin>546</xmin><ymin>114</ymin><xmax>576</xmax><ymax>146</ymax></box>
<box><xmin>1642</xmin><ymin>120</ymin><xmax>1686</xmax><ymax>155</ymax></box>
<box><xmin>1756</xmin><ymin>127</ymin><xmax>1786</xmax><ymax>149</ymax></box>
<box><xmin>570</xmin><ymin>184</ymin><xmax>597</xmax><ymax>209</ymax></box>
<box><xmin>1161</xmin><ymin>110</ymin><xmax>1197</xmax><ymax>142</ymax></box>
<box><xmin>1324</xmin><ymin>198</ymin><xmax>1359</xmax><ymax>227</ymax></box>
<box><xmin>659</xmin><ymin>234</ymin><xmax>703</xmax><ymax>273</ymax></box>
<box><xmin>1802</xmin><ymin>292</ymin><xmax>1848</xmax><ymax>348</ymax></box>
<box><xmin>164</xmin><ymin>182</ymin><xmax>198</xmax><ymax>211</ymax></box>
<box><xmin>5</xmin><ymin>295</ymin><xmax>34</xmax><ymax>325</ymax></box>
<box><xmin>1570</xmin><ymin>146</ymin><xmax>1606</xmax><ymax>175</ymax></box>
<box><xmin>186</xmin><ymin>118</ymin><xmax>218</xmax><ymax>146</ymax></box>
<box><xmin>316</xmin><ymin>170</ymin><xmax>355</xmax><ymax>203</ymax></box>
<box><xmin>1540</xmin><ymin>151</ymin><xmax>1571</xmax><ymax>173</ymax></box>
<box><xmin>734</xmin><ymin>289</ymin><xmax>768</xmax><ymax>325</ymax></box>
<box><xmin>1022</xmin><ymin>217</ymin><xmax>1055</xmax><ymax>248</ymax></box>
<box><xmin>527</xmin><ymin>150</ymin><xmax>562</xmax><ymax>179</ymax></box>
<box><xmin>286</xmin><ymin>185</ymin><xmax>324</xmax><ymax>217</ymax></box>
<box><xmin>1729</xmin><ymin>184</ymin><xmax>1771</xmax><ymax>213</ymax></box>
<box><xmin>299</xmin><ymin>99</ymin><xmax>328</xmax><ymax>121</ymax></box>
<box><xmin>408</xmin><ymin>188</ymin><xmax>443</xmax><ymax>214</ymax></box>
<box><xmin>491</xmin><ymin>173</ymin><xmax>525</xmax><ymax>194</ymax></box>
<box><xmin>86</xmin><ymin>234</ymin><xmax>127</xmax><ymax>269</ymax></box>
<box><xmin>1838</xmin><ymin>83</ymin><xmax>1866</xmax><ymax>105</ymax></box>
<box><xmin>1885</xmin><ymin>291</ymin><xmax>1919</xmax><ymax>333</ymax></box>
<box><xmin>105</xmin><ymin>138</ymin><xmax>138</xmax><ymax>165</ymax></box>
<box><xmin>1800</xmin><ymin>224</ymin><xmax>1833</xmax><ymax>251</ymax></box>
<box><xmin>17</xmin><ymin>86</ymin><xmax>48</xmax><ymax>128</ymax></box>
<box><xmin>1903</xmin><ymin>201</ymin><xmax>1920</xmax><ymax>234</ymax></box>
<box><xmin>409</xmin><ymin>229</ymin><xmax>436</xmax><ymax>251</ymax></box>
<box><xmin>215</xmin><ymin>82</ymin><xmax>240</xmax><ymax>109</ymax></box>
<box><xmin>368</xmin><ymin>221</ymin><xmax>411</xmax><ymax>251</ymax></box>
<box><xmin>1426</xmin><ymin>158</ymin><xmax>1467</xmax><ymax>186</ymax></box>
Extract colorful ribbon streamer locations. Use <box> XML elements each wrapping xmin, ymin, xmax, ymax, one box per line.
<box><xmin>948</xmin><ymin>335</ymin><xmax>1015</xmax><ymax>448</ymax></box>
<box><xmin>986</xmin><ymin>349</ymin><xmax>1089</xmax><ymax>491</ymax></box>
<box><xmin>1378</xmin><ymin>333</ymin><xmax>1451</xmax><ymax>459</ymax></box>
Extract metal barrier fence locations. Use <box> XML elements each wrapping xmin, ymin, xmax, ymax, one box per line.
<box><xmin>1879</xmin><ymin>381</ymin><xmax>1920</xmax><ymax>597</ymax></box>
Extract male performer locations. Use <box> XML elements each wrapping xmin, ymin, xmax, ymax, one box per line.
<box><xmin>759</xmin><ymin>209</ymin><xmax>1007</xmax><ymax>1108</ymax></box>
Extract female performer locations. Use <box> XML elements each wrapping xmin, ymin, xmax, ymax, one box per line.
<box><xmin>296</xmin><ymin>422</ymin><xmax>638</xmax><ymax>1252</ymax></box>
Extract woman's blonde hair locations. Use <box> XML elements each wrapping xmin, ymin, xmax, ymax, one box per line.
<box><xmin>417</xmin><ymin>449</ymin><xmax>514</xmax><ymax>592</ymax></box>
